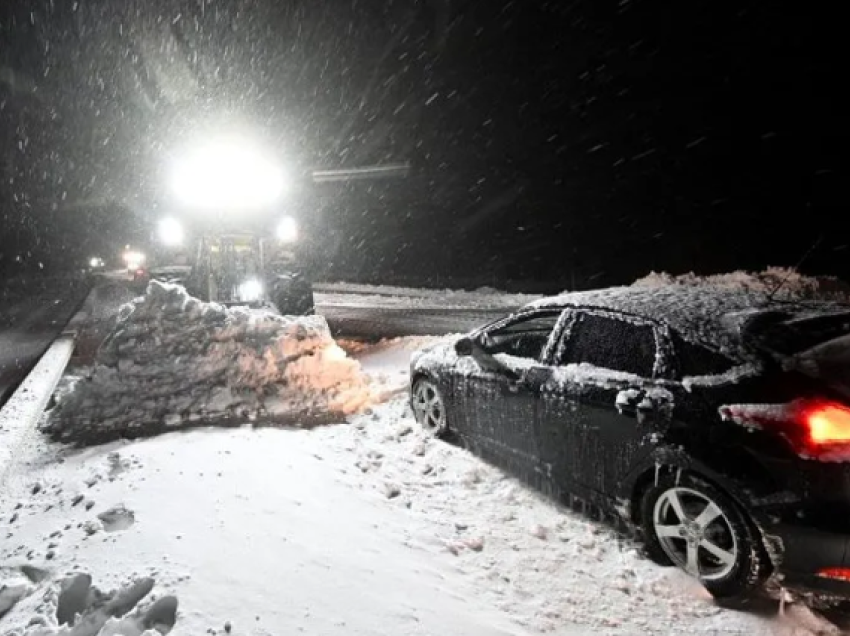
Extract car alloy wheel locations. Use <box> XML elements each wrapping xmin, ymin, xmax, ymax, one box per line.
<box><xmin>640</xmin><ymin>472</ymin><xmax>771</xmax><ymax>600</ymax></box>
<box><xmin>652</xmin><ymin>487</ymin><xmax>738</xmax><ymax>581</ymax></box>
<box><xmin>412</xmin><ymin>379</ymin><xmax>448</xmax><ymax>437</ymax></box>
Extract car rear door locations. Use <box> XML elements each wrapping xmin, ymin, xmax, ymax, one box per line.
<box><xmin>539</xmin><ymin>310</ymin><xmax>667</xmax><ymax>498</ymax></box>
<box><xmin>454</xmin><ymin>310</ymin><xmax>563</xmax><ymax>481</ymax></box>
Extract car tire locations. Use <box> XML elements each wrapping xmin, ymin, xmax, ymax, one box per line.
<box><xmin>411</xmin><ymin>378</ymin><xmax>449</xmax><ymax>438</ymax></box>
<box><xmin>640</xmin><ymin>472</ymin><xmax>771</xmax><ymax>600</ymax></box>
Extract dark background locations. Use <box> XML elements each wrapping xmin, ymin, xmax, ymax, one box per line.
<box><xmin>1</xmin><ymin>0</ymin><xmax>846</xmax><ymax>290</ymax></box>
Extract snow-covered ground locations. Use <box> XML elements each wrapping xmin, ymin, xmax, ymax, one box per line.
<box><xmin>0</xmin><ymin>336</ymin><xmax>844</xmax><ymax>635</ymax></box>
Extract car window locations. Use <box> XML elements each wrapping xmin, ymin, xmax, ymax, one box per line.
<box><xmin>557</xmin><ymin>313</ymin><xmax>656</xmax><ymax>377</ymax></box>
<box><xmin>480</xmin><ymin>311</ymin><xmax>561</xmax><ymax>360</ymax></box>
<box><xmin>673</xmin><ymin>333</ymin><xmax>735</xmax><ymax>377</ymax></box>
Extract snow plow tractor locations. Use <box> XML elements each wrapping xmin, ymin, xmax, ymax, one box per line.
<box><xmin>156</xmin><ymin>132</ymin><xmax>410</xmax><ymax>315</ymax></box>
<box><xmin>184</xmin><ymin>227</ymin><xmax>314</xmax><ymax>315</ymax></box>
<box><xmin>158</xmin><ymin>136</ymin><xmax>314</xmax><ymax>315</ymax></box>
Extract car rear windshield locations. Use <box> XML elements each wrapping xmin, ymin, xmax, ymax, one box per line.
<box><xmin>756</xmin><ymin>312</ymin><xmax>850</xmax><ymax>356</ymax></box>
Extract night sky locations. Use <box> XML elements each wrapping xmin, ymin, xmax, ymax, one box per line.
<box><xmin>0</xmin><ymin>1</ymin><xmax>845</xmax><ymax>290</ymax></box>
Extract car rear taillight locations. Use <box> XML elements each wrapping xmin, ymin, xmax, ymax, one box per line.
<box><xmin>804</xmin><ymin>402</ymin><xmax>850</xmax><ymax>444</ymax></box>
<box><xmin>720</xmin><ymin>399</ymin><xmax>850</xmax><ymax>460</ymax></box>
<box><xmin>817</xmin><ymin>567</ymin><xmax>850</xmax><ymax>582</ymax></box>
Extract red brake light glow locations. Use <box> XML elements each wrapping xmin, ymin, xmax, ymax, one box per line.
<box><xmin>817</xmin><ymin>567</ymin><xmax>850</xmax><ymax>582</ymax></box>
<box><xmin>720</xmin><ymin>399</ymin><xmax>850</xmax><ymax>460</ymax></box>
<box><xmin>805</xmin><ymin>402</ymin><xmax>850</xmax><ymax>445</ymax></box>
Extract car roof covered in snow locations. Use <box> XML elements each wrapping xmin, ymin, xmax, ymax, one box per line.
<box><xmin>525</xmin><ymin>284</ymin><xmax>850</xmax><ymax>357</ymax></box>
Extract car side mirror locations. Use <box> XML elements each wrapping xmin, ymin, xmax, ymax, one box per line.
<box><xmin>455</xmin><ymin>337</ymin><xmax>475</xmax><ymax>357</ymax></box>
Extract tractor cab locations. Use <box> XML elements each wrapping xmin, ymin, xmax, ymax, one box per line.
<box><xmin>158</xmin><ymin>135</ymin><xmax>314</xmax><ymax>315</ymax></box>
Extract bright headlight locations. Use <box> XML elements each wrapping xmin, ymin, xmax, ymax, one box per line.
<box><xmin>123</xmin><ymin>251</ymin><xmax>145</xmax><ymax>269</ymax></box>
<box><xmin>238</xmin><ymin>278</ymin><xmax>264</xmax><ymax>302</ymax></box>
<box><xmin>158</xmin><ymin>217</ymin><xmax>184</xmax><ymax>246</ymax></box>
<box><xmin>170</xmin><ymin>136</ymin><xmax>286</xmax><ymax>210</ymax></box>
<box><xmin>276</xmin><ymin>216</ymin><xmax>298</xmax><ymax>243</ymax></box>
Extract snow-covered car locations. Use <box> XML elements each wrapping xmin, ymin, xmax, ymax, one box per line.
<box><xmin>409</xmin><ymin>283</ymin><xmax>850</xmax><ymax>601</ymax></box>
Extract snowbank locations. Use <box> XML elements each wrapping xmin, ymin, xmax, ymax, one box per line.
<box><xmin>633</xmin><ymin>267</ymin><xmax>850</xmax><ymax>300</ymax></box>
<box><xmin>45</xmin><ymin>281</ymin><xmax>370</xmax><ymax>444</ymax></box>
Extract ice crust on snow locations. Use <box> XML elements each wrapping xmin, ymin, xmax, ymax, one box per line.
<box><xmin>718</xmin><ymin>401</ymin><xmax>796</xmax><ymax>431</ymax></box>
<box><xmin>45</xmin><ymin>281</ymin><xmax>371</xmax><ymax>443</ymax></box>
<box><xmin>681</xmin><ymin>362</ymin><xmax>762</xmax><ymax>391</ymax></box>
<box><xmin>633</xmin><ymin>266</ymin><xmax>850</xmax><ymax>298</ymax></box>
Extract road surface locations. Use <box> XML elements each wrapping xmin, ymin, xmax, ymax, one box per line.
<box><xmin>0</xmin><ymin>277</ymin><xmax>89</xmax><ymax>408</ymax></box>
<box><xmin>320</xmin><ymin>303</ymin><xmax>510</xmax><ymax>338</ymax></box>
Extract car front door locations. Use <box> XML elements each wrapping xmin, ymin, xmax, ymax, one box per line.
<box><xmin>539</xmin><ymin>311</ymin><xmax>668</xmax><ymax>499</ymax></box>
<box><xmin>454</xmin><ymin>310</ymin><xmax>563</xmax><ymax>483</ymax></box>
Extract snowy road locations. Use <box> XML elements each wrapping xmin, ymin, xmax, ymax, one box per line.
<box><xmin>0</xmin><ymin>277</ymin><xmax>89</xmax><ymax>408</ymax></box>
<box><xmin>320</xmin><ymin>304</ymin><xmax>508</xmax><ymax>337</ymax></box>
<box><xmin>315</xmin><ymin>283</ymin><xmax>537</xmax><ymax>337</ymax></box>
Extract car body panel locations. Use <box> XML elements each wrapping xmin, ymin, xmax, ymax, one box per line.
<box><xmin>450</xmin><ymin>361</ymin><xmax>542</xmax><ymax>475</ymax></box>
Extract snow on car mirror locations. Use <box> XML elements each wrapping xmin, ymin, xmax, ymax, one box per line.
<box><xmin>465</xmin><ymin>342</ymin><xmax>519</xmax><ymax>379</ymax></box>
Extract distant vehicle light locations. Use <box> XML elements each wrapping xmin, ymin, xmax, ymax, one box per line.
<box><xmin>123</xmin><ymin>250</ymin><xmax>145</xmax><ymax>270</ymax></box>
<box><xmin>276</xmin><ymin>216</ymin><xmax>298</xmax><ymax>243</ymax></box>
<box><xmin>170</xmin><ymin>136</ymin><xmax>286</xmax><ymax>210</ymax></box>
<box><xmin>158</xmin><ymin>217</ymin><xmax>185</xmax><ymax>246</ymax></box>
<box><xmin>238</xmin><ymin>278</ymin><xmax>264</xmax><ymax>302</ymax></box>
<box><xmin>89</xmin><ymin>257</ymin><xmax>104</xmax><ymax>268</ymax></box>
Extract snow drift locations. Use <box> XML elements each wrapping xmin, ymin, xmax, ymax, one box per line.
<box><xmin>45</xmin><ymin>281</ymin><xmax>371</xmax><ymax>444</ymax></box>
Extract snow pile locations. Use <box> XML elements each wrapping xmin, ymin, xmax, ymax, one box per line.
<box><xmin>45</xmin><ymin>281</ymin><xmax>370</xmax><ymax>444</ymax></box>
<box><xmin>633</xmin><ymin>267</ymin><xmax>850</xmax><ymax>300</ymax></box>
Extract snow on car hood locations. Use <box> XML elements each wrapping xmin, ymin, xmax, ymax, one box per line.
<box><xmin>45</xmin><ymin>281</ymin><xmax>371</xmax><ymax>444</ymax></box>
<box><xmin>410</xmin><ymin>337</ymin><xmax>491</xmax><ymax>381</ymax></box>
<box><xmin>412</xmin><ymin>337</ymin><xmax>463</xmax><ymax>372</ymax></box>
